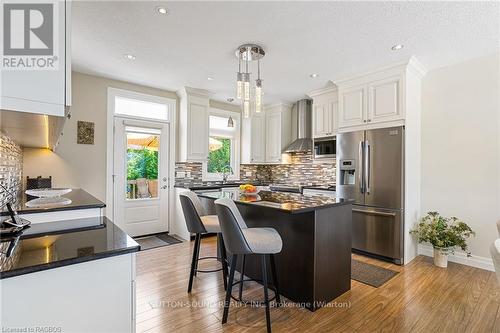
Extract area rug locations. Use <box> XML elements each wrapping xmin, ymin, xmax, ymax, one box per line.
<box><xmin>351</xmin><ymin>259</ymin><xmax>399</xmax><ymax>287</ymax></box>
<box><xmin>134</xmin><ymin>233</ymin><xmax>182</xmax><ymax>251</ymax></box>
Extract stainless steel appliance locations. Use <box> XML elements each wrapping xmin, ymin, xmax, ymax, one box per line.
<box><xmin>285</xmin><ymin>99</ymin><xmax>313</xmax><ymax>153</ymax></box>
<box><xmin>337</xmin><ymin>126</ymin><xmax>404</xmax><ymax>264</ymax></box>
<box><xmin>314</xmin><ymin>137</ymin><xmax>336</xmax><ymax>159</ymax></box>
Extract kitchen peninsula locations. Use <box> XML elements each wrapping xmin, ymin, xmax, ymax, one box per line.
<box><xmin>0</xmin><ymin>217</ymin><xmax>140</xmax><ymax>332</ymax></box>
<box><xmin>198</xmin><ymin>189</ymin><xmax>353</xmax><ymax>311</ymax></box>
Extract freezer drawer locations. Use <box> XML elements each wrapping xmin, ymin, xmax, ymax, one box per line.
<box><xmin>352</xmin><ymin>206</ymin><xmax>403</xmax><ymax>263</ymax></box>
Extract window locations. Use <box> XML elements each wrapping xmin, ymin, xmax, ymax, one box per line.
<box><xmin>203</xmin><ymin>110</ymin><xmax>240</xmax><ymax>181</ymax></box>
<box><xmin>113</xmin><ymin>93</ymin><xmax>169</xmax><ymax>121</ymax></box>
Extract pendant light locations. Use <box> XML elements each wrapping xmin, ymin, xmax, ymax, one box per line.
<box><xmin>236</xmin><ymin>59</ymin><xmax>243</xmax><ymax>100</ymax></box>
<box><xmin>235</xmin><ymin>44</ymin><xmax>265</xmax><ymax>118</ymax></box>
<box><xmin>227</xmin><ymin>116</ymin><xmax>234</xmax><ymax>128</ymax></box>
<box><xmin>255</xmin><ymin>59</ymin><xmax>262</xmax><ymax>113</ymax></box>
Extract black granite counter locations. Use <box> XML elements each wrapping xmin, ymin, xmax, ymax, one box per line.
<box><xmin>1</xmin><ymin>188</ymin><xmax>105</xmax><ymax>217</ymax></box>
<box><xmin>302</xmin><ymin>185</ymin><xmax>336</xmax><ymax>192</ymax></box>
<box><xmin>175</xmin><ymin>182</ymin><xmax>269</xmax><ymax>191</ymax></box>
<box><xmin>197</xmin><ymin>188</ymin><xmax>350</xmax><ymax>214</ymax></box>
<box><xmin>0</xmin><ymin>217</ymin><xmax>140</xmax><ymax>279</ymax></box>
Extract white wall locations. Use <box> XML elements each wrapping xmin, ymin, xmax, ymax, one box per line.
<box><xmin>421</xmin><ymin>53</ymin><xmax>500</xmax><ymax>260</ymax></box>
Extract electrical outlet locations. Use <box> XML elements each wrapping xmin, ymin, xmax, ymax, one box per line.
<box><xmin>185</xmin><ymin>171</ymin><xmax>191</xmax><ymax>178</ymax></box>
<box><xmin>245</xmin><ymin>171</ymin><xmax>252</xmax><ymax>177</ymax></box>
<box><xmin>176</xmin><ymin>171</ymin><xmax>186</xmax><ymax>178</ymax></box>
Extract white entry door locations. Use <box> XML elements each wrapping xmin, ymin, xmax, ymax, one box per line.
<box><xmin>113</xmin><ymin>117</ymin><xmax>169</xmax><ymax>236</ymax></box>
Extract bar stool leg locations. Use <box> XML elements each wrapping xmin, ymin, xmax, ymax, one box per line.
<box><xmin>218</xmin><ymin>233</ymin><xmax>229</xmax><ymax>291</ymax></box>
<box><xmin>270</xmin><ymin>254</ymin><xmax>281</xmax><ymax>306</ymax></box>
<box><xmin>261</xmin><ymin>255</ymin><xmax>272</xmax><ymax>333</ymax></box>
<box><xmin>193</xmin><ymin>235</ymin><xmax>202</xmax><ymax>277</ymax></box>
<box><xmin>223</xmin><ymin>254</ymin><xmax>237</xmax><ymax>324</ymax></box>
<box><xmin>239</xmin><ymin>254</ymin><xmax>246</xmax><ymax>300</ymax></box>
<box><xmin>188</xmin><ymin>233</ymin><xmax>201</xmax><ymax>293</ymax></box>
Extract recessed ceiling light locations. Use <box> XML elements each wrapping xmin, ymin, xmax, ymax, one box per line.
<box><xmin>310</xmin><ymin>73</ymin><xmax>319</xmax><ymax>78</ymax></box>
<box><xmin>156</xmin><ymin>7</ymin><xmax>168</xmax><ymax>15</ymax></box>
<box><xmin>207</xmin><ymin>77</ymin><xmax>215</xmax><ymax>81</ymax></box>
<box><xmin>391</xmin><ymin>44</ymin><xmax>404</xmax><ymax>51</ymax></box>
<box><xmin>124</xmin><ymin>54</ymin><xmax>136</xmax><ymax>60</ymax></box>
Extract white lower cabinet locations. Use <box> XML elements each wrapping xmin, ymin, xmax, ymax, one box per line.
<box><xmin>1</xmin><ymin>254</ymin><xmax>136</xmax><ymax>332</ymax></box>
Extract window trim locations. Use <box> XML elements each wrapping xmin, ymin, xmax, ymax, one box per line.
<box><xmin>202</xmin><ymin>108</ymin><xmax>241</xmax><ymax>181</ymax></box>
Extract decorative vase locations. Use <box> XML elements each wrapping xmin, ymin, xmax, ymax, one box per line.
<box><xmin>433</xmin><ymin>247</ymin><xmax>449</xmax><ymax>268</ymax></box>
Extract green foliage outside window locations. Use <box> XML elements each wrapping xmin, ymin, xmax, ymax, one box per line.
<box><xmin>208</xmin><ymin>137</ymin><xmax>231</xmax><ymax>173</ymax></box>
<box><xmin>127</xmin><ymin>149</ymin><xmax>158</xmax><ymax>180</ymax></box>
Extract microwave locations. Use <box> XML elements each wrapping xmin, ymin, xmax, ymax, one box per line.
<box><xmin>314</xmin><ymin>137</ymin><xmax>336</xmax><ymax>159</ymax></box>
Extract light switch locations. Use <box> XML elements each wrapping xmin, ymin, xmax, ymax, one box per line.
<box><xmin>185</xmin><ymin>171</ymin><xmax>191</xmax><ymax>178</ymax></box>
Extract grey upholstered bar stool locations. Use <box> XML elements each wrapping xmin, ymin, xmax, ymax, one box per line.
<box><xmin>214</xmin><ymin>198</ymin><xmax>282</xmax><ymax>333</ymax></box>
<box><xmin>179</xmin><ymin>191</ymin><xmax>228</xmax><ymax>293</ymax></box>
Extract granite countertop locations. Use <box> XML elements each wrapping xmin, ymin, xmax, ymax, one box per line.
<box><xmin>1</xmin><ymin>188</ymin><xmax>106</xmax><ymax>217</ymax></box>
<box><xmin>0</xmin><ymin>217</ymin><xmax>140</xmax><ymax>279</ymax></box>
<box><xmin>175</xmin><ymin>181</ymin><xmax>269</xmax><ymax>191</ymax></box>
<box><xmin>197</xmin><ymin>188</ymin><xmax>351</xmax><ymax>214</ymax></box>
<box><xmin>302</xmin><ymin>185</ymin><xmax>336</xmax><ymax>192</ymax></box>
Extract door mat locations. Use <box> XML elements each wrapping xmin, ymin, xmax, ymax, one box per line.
<box><xmin>351</xmin><ymin>259</ymin><xmax>399</xmax><ymax>287</ymax></box>
<box><xmin>134</xmin><ymin>233</ymin><xmax>183</xmax><ymax>251</ymax></box>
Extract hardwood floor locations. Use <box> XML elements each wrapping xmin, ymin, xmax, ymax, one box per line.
<box><xmin>136</xmin><ymin>236</ymin><xmax>499</xmax><ymax>333</ymax></box>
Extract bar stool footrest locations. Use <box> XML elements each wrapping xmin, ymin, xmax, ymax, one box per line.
<box><xmin>195</xmin><ymin>256</ymin><xmax>227</xmax><ymax>274</ymax></box>
<box><xmin>230</xmin><ymin>278</ymin><xmax>278</xmax><ymax>305</ymax></box>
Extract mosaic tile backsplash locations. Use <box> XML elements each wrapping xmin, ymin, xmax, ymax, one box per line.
<box><xmin>0</xmin><ymin>132</ymin><xmax>23</xmax><ymax>209</ymax></box>
<box><xmin>175</xmin><ymin>152</ymin><xmax>336</xmax><ymax>187</ymax></box>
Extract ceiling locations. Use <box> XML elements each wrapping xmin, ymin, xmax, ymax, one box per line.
<box><xmin>72</xmin><ymin>1</ymin><xmax>499</xmax><ymax>105</ymax></box>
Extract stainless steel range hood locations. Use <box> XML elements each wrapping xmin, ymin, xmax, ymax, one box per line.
<box><xmin>285</xmin><ymin>99</ymin><xmax>313</xmax><ymax>153</ymax></box>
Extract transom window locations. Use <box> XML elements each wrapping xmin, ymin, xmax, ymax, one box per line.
<box><xmin>114</xmin><ymin>95</ymin><xmax>169</xmax><ymax>121</ymax></box>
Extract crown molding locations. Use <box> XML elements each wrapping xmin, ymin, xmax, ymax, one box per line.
<box><xmin>307</xmin><ymin>83</ymin><xmax>338</xmax><ymax>97</ymax></box>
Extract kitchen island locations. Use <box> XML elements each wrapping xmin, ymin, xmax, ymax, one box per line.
<box><xmin>198</xmin><ymin>189</ymin><xmax>352</xmax><ymax>311</ymax></box>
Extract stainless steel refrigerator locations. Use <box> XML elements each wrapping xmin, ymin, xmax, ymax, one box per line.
<box><xmin>337</xmin><ymin>126</ymin><xmax>404</xmax><ymax>264</ymax></box>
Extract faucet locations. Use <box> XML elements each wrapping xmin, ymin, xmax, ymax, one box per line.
<box><xmin>222</xmin><ymin>165</ymin><xmax>234</xmax><ymax>184</ymax></box>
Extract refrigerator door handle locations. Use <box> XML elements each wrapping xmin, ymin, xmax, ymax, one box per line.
<box><xmin>365</xmin><ymin>140</ymin><xmax>371</xmax><ymax>194</ymax></box>
<box><xmin>358</xmin><ymin>141</ymin><xmax>365</xmax><ymax>193</ymax></box>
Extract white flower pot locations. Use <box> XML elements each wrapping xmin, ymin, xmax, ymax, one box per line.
<box><xmin>433</xmin><ymin>248</ymin><xmax>449</xmax><ymax>268</ymax></box>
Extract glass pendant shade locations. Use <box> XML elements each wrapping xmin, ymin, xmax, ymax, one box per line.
<box><xmin>236</xmin><ymin>72</ymin><xmax>243</xmax><ymax>99</ymax></box>
<box><xmin>243</xmin><ymin>74</ymin><xmax>250</xmax><ymax>101</ymax></box>
<box><xmin>255</xmin><ymin>79</ymin><xmax>262</xmax><ymax>113</ymax></box>
<box><xmin>243</xmin><ymin>100</ymin><xmax>250</xmax><ymax>118</ymax></box>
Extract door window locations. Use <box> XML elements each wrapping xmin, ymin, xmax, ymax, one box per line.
<box><xmin>125</xmin><ymin>126</ymin><xmax>161</xmax><ymax>200</ymax></box>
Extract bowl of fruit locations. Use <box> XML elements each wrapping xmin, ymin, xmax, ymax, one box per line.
<box><xmin>239</xmin><ymin>184</ymin><xmax>260</xmax><ymax>195</ymax></box>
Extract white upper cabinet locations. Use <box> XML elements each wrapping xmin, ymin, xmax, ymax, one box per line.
<box><xmin>245</xmin><ymin>111</ymin><xmax>266</xmax><ymax>163</ymax></box>
<box><xmin>265</xmin><ymin>111</ymin><xmax>282</xmax><ymax>162</ymax></box>
<box><xmin>335</xmin><ymin>59</ymin><xmax>424</xmax><ymax>132</ymax></box>
<box><xmin>339</xmin><ymin>84</ymin><xmax>366</xmax><ymax>128</ymax></box>
<box><xmin>177</xmin><ymin>87</ymin><xmax>210</xmax><ymax>162</ymax></box>
<box><xmin>368</xmin><ymin>75</ymin><xmax>403</xmax><ymax>123</ymax></box>
<box><xmin>1</xmin><ymin>0</ymin><xmax>71</xmax><ymax>116</ymax></box>
<box><xmin>309</xmin><ymin>87</ymin><xmax>338</xmax><ymax>138</ymax></box>
<box><xmin>241</xmin><ymin>103</ymin><xmax>291</xmax><ymax>164</ymax></box>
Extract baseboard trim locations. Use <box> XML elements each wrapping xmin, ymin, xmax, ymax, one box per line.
<box><xmin>418</xmin><ymin>245</ymin><xmax>494</xmax><ymax>272</ymax></box>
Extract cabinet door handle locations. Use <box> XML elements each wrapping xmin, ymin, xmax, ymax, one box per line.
<box><xmin>368</xmin><ymin>119</ymin><xmax>372</xmax><ymax>122</ymax></box>
<box><xmin>363</xmin><ymin>120</ymin><xmax>367</xmax><ymax>123</ymax></box>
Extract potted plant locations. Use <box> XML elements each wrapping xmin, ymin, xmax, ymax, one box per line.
<box><xmin>410</xmin><ymin>212</ymin><xmax>475</xmax><ymax>268</ymax></box>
